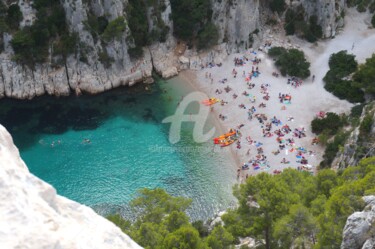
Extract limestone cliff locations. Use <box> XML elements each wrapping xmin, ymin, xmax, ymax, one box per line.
<box><xmin>333</xmin><ymin>102</ymin><xmax>375</xmax><ymax>169</ymax></box>
<box><xmin>0</xmin><ymin>124</ymin><xmax>143</xmax><ymax>249</ymax></box>
<box><xmin>341</xmin><ymin>196</ymin><xmax>375</xmax><ymax>249</ymax></box>
<box><xmin>0</xmin><ymin>0</ymin><xmax>345</xmax><ymax>100</ymax></box>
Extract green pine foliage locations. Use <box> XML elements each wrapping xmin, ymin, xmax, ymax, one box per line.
<box><xmin>170</xmin><ymin>0</ymin><xmax>218</xmax><ymax>49</ymax></box>
<box><xmin>270</xmin><ymin>0</ymin><xmax>286</xmax><ymax>13</ymax></box>
<box><xmin>353</xmin><ymin>54</ymin><xmax>375</xmax><ymax>96</ymax></box>
<box><xmin>284</xmin><ymin>6</ymin><xmax>323</xmax><ymax>43</ymax></box>
<box><xmin>323</xmin><ymin>50</ymin><xmax>365</xmax><ymax>103</ymax></box>
<box><xmin>268</xmin><ymin>47</ymin><xmax>311</xmax><ymax>79</ymax></box>
<box><xmin>107</xmin><ymin>157</ymin><xmax>375</xmax><ymax>249</ymax></box>
<box><xmin>10</xmin><ymin>0</ymin><xmax>77</xmax><ymax>66</ymax></box>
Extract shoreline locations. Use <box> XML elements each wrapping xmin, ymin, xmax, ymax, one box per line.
<box><xmin>177</xmin><ymin>71</ymin><xmax>243</xmax><ymax>173</ymax></box>
<box><xmin>176</xmin><ymin>8</ymin><xmax>375</xmax><ymax>179</ymax></box>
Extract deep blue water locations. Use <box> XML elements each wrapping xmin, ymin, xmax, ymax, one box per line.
<box><xmin>0</xmin><ymin>77</ymin><xmax>237</xmax><ymax>220</ymax></box>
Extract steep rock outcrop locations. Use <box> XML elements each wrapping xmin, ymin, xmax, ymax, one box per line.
<box><xmin>212</xmin><ymin>0</ymin><xmax>262</xmax><ymax>53</ymax></box>
<box><xmin>341</xmin><ymin>196</ymin><xmax>375</xmax><ymax>249</ymax></box>
<box><xmin>287</xmin><ymin>0</ymin><xmax>345</xmax><ymax>38</ymax></box>
<box><xmin>334</xmin><ymin>102</ymin><xmax>375</xmax><ymax>169</ymax></box>
<box><xmin>0</xmin><ymin>0</ymin><xmax>346</xmax><ymax>99</ymax></box>
<box><xmin>0</xmin><ymin>124</ymin><xmax>143</xmax><ymax>249</ymax></box>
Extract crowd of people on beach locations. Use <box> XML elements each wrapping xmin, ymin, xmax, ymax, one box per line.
<box><xmin>202</xmin><ymin>48</ymin><xmax>317</xmax><ymax>181</ymax></box>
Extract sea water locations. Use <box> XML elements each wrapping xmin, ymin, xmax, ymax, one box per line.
<box><xmin>0</xmin><ymin>77</ymin><xmax>237</xmax><ymax>221</ymax></box>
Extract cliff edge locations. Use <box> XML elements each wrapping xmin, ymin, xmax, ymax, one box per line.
<box><xmin>0</xmin><ymin>124</ymin><xmax>142</xmax><ymax>249</ymax></box>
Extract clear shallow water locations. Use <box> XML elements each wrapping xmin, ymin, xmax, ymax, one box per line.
<box><xmin>0</xmin><ymin>78</ymin><xmax>237</xmax><ymax>220</ymax></box>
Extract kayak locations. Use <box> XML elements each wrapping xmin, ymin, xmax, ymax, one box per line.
<box><xmin>202</xmin><ymin>98</ymin><xmax>220</xmax><ymax>106</ymax></box>
<box><xmin>220</xmin><ymin>139</ymin><xmax>235</xmax><ymax>147</ymax></box>
<box><xmin>213</xmin><ymin>129</ymin><xmax>237</xmax><ymax>144</ymax></box>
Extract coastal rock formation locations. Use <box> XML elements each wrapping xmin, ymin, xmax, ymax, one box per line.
<box><xmin>211</xmin><ymin>0</ymin><xmax>262</xmax><ymax>53</ymax></box>
<box><xmin>333</xmin><ymin>102</ymin><xmax>375</xmax><ymax>169</ymax></box>
<box><xmin>288</xmin><ymin>0</ymin><xmax>345</xmax><ymax>38</ymax></box>
<box><xmin>341</xmin><ymin>196</ymin><xmax>375</xmax><ymax>249</ymax></box>
<box><xmin>0</xmin><ymin>0</ymin><xmax>345</xmax><ymax>99</ymax></box>
<box><xmin>0</xmin><ymin>125</ymin><xmax>142</xmax><ymax>249</ymax></box>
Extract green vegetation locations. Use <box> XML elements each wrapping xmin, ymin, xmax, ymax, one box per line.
<box><xmin>323</xmin><ymin>50</ymin><xmax>365</xmax><ymax>103</ymax></box>
<box><xmin>102</xmin><ymin>17</ymin><xmax>127</xmax><ymax>42</ymax></box>
<box><xmin>311</xmin><ymin>112</ymin><xmax>344</xmax><ymax>135</ymax></box>
<box><xmin>170</xmin><ymin>0</ymin><xmax>218</xmax><ymax>50</ymax></box>
<box><xmin>197</xmin><ymin>22</ymin><xmax>219</xmax><ymax>50</ymax></box>
<box><xmin>347</xmin><ymin>0</ymin><xmax>375</xmax><ymax>13</ymax></box>
<box><xmin>269</xmin><ymin>0</ymin><xmax>286</xmax><ymax>13</ymax></box>
<box><xmin>353</xmin><ymin>54</ymin><xmax>375</xmax><ymax>97</ymax></box>
<box><xmin>310</xmin><ymin>111</ymin><xmax>350</xmax><ymax>168</ymax></box>
<box><xmin>372</xmin><ymin>13</ymin><xmax>375</xmax><ymax>27</ymax></box>
<box><xmin>10</xmin><ymin>0</ymin><xmax>77</xmax><ymax>66</ymax></box>
<box><xmin>359</xmin><ymin>114</ymin><xmax>374</xmax><ymax>137</ymax></box>
<box><xmin>108</xmin><ymin>158</ymin><xmax>375</xmax><ymax>249</ymax></box>
<box><xmin>125</xmin><ymin>0</ymin><xmax>170</xmax><ymax>58</ymax></box>
<box><xmin>268</xmin><ymin>47</ymin><xmax>310</xmax><ymax>79</ymax></box>
<box><xmin>6</xmin><ymin>4</ymin><xmax>22</xmax><ymax>30</ymax></box>
<box><xmin>284</xmin><ymin>6</ymin><xmax>323</xmax><ymax>42</ymax></box>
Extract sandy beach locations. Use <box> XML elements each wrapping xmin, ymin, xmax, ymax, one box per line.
<box><xmin>179</xmin><ymin>8</ymin><xmax>375</xmax><ymax>181</ymax></box>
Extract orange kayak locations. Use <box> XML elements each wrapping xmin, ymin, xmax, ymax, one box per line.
<box><xmin>202</xmin><ymin>98</ymin><xmax>220</xmax><ymax>106</ymax></box>
<box><xmin>220</xmin><ymin>139</ymin><xmax>235</xmax><ymax>147</ymax></box>
<box><xmin>213</xmin><ymin>129</ymin><xmax>236</xmax><ymax>144</ymax></box>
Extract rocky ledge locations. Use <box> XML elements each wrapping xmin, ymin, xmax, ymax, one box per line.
<box><xmin>0</xmin><ymin>124</ymin><xmax>142</xmax><ymax>249</ymax></box>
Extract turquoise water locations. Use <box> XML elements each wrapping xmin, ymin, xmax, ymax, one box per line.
<box><xmin>0</xmin><ymin>78</ymin><xmax>237</xmax><ymax>220</ymax></box>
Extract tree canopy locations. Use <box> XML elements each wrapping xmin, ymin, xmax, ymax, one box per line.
<box><xmin>268</xmin><ymin>47</ymin><xmax>311</xmax><ymax>79</ymax></box>
<box><xmin>323</xmin><ymin>50</ymin><xmax>365</xmax><ymax>103</ymax></box>
<box><xmin>107</xmin><ymin>158</ymin><xmax>375</xmax><ymax>249</ymax></box>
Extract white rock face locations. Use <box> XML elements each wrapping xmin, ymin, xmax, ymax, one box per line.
<box><xmin>341</xmin><ymin>196</ymin><xmax>375</xmax><ymax>249</ymax></box>
<box><xmin>0</xmin><ymin>0</ymin><xmax>346</xmax><ymax>99</ymax></box>
<box><xmin>0</xmin><ymin>125</ymin><xmax>143</xmax><ymax>249</ymax></box>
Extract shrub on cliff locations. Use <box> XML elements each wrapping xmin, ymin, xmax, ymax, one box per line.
<box><xmin>270</xmin><ymin>0</ymin><xmax>286</xmax><ymax>13</ymax></box>
<box><xmin>311</xmin><ymin>112</ymin><xmax>343</xmax><ymax>135</ymax></box>
<box><xmin>170</xmin><ymin>0</ymin><xmax>218</xmax><ymax>50</ymax></box>
<box><xmin>197</xmin><ymin>22</ymin><xmax>219</xmax><ymax>50</ymax></box>
<box><xmin>6</xmin><ymin>4</ymin><xmax>23</xmax><ymax>30</ymax></box>
<box><xmin>353</xmin><ymin>54</ymin><xmax>375</xmax><ymax>96</ymax></box>
<box><xmin>102</xmin><ymin>17</ymin><xmax>127</xmax><ymax>42</ymax></box>
<box><xmin>268</xmin><ymin>47</ymin><xmax>311</xmax><ymax>78</ymax></box>
<box><xmin>323</xmin><ymin>50</ymin><xmax>365</xmax><ymax>103</ymax></box>
<box><xmin>10</xmin><ymin>0</ymin><xmax>76</xmax><ymax>66</ymax></box>
<box><xmin>372</xmin><ymin>14</ymin><xmax>375</xmax><ymax>27</ymax></box>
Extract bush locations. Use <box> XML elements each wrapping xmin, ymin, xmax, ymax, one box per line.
<box><xmin>311</xmin><ymin>112</ymin><xmax>343</xmax><ymax>135</ymax></box>
<box><xmin>320</xmin><ymin>131</ymin><xmax>349</xmax><ymax>168</ymax></box>
<box><xmin>373</xmin><ymin>14</ymin><xmax>375</xmax><ymax>27</ymax></box>
<box><xmin>360</xmin><ymin>114</ymin><xmax>374</xmax><ymax>136</ymax></box>
<box><xmin>98</xmin><ymin>49</ymin><xmax>114</xmax><ymax>68</ymax></box>
<box><xmin>127</xmin><ymin>46</ymin><xmax>143</xmax><ymax>59</ymax></box>
<box><xmin>268</xmin><ymin>47</ymin><xmax>310</xmax><ymax>78</ymax></box>
<box><xmin>323</xmin><ymin>50</ymin><xmax>365</xmax><ymax>103</ymax></box>
<box><xmin>197</xmin><ymin>22</ymin><xmax>219</xmax><ymax>50</ymax></box>
<box><xmin>170</xmin><ymin>0</ymin><xmax>212</xmax><ymax>41</ymax></box>
<box><xmin>6</xmin><ymin>4</ymin><xmax>23</xmax><ymax>30</ymax></box>
<box><xmin>10</xmin><ymin>0</ymin><xmax>77</xmax><ymax>66</ymax></box>
<box><xmin>350</xmin><ymin>104</ymin><xmax>365</xmax><ymax>118</ymax></box>
<box><xmin>353</xmin><ymin>54</ymin><xmax>375</xmax><ymax>96</ymax></box>
<box><xmin>102</xmin><ymin>17</ymin><xmax>127</xmax><ymax>42</ymax></box>
<box><xmin>270</xmin><ymin>0</ymin><xmax>286</xmax><ymax>13</ymax></box>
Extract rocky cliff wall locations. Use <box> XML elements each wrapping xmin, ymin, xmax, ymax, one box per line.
<box><xmin>288</xmin><ymin>0</ymin><xmax>345</xmax><ymax>38</ymax></box>
<box><xmin>0</xmin><ymin>124</ymin><xmax>143</xmax><ymax>249</ymax></box>
<box><xmin>341</xmin><ymin>196</ymin><xmax>375</xmax><ymax>249</ymax></box>
<box><xmin>0</xmin><ymin>0</ymin><xmax>345</xmax><ymax>100</ymax></box>
<box><xmin>333</xmin><ymin>102</ymin><xmax>375</xmax><ymax>169</ymax></box>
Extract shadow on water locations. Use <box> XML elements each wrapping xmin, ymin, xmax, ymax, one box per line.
<box><xmin>0</xmin><ymin>83</ymin><xmax>166</xmax><ymax>150</ymax></box>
